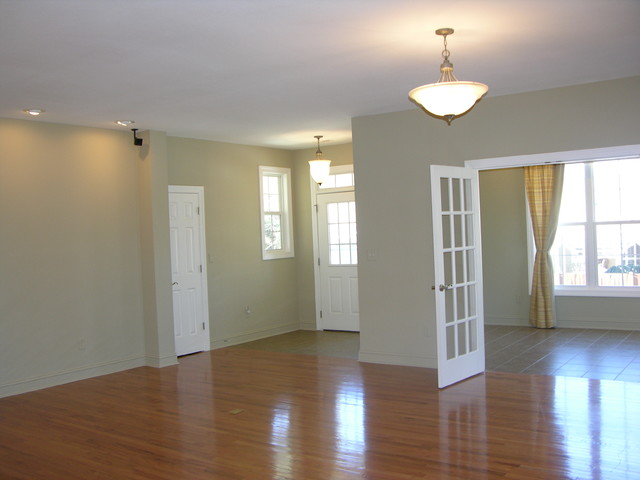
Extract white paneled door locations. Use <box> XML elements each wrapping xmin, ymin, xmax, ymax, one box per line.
<box><xmin>431</xmin><ymin>166</ymin><xmax>485</xmax><ymax>388</ymax></box>
<box><xmin>317</xmin><ymin>191</ymin><xmax>359</xmax><ymax>331</ymax></box>
<box><xmin>169</xmin><ymin>186</ymin><xmax>210</xmax><ymax>356</ymax></box>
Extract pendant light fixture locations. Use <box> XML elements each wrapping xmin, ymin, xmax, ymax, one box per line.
<box><xmin>408</xmin><ymin>28</ymin><xmax>488</xmax><ymax>125</ymax></box>
<box><xmin>308</xmin><ymin>135</ymin><xmax>332</xmax><ymax>185</ymax></box>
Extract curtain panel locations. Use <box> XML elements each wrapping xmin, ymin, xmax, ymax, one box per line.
<box><xmin>524</xmin><ymin>164</ymin><xmax>564</xmax><ymax>328</ymax></box>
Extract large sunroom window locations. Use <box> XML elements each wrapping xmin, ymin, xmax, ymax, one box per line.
<box><xmin>550</xmin><ymin>159</ymin><xmax>640</xmax><ymax>295</ymax></box>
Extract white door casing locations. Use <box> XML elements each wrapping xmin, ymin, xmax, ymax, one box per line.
<box><xmin>169</xmin><ymin>186</ymin><xmax>210</xmax><ymax>356</ymax></box>
<box><xmin>431</xmin><ymin>165</ymin><xmax>485</xmax><ymax>388</ymax></box>
<box><xmin>317</xmin><ymin>191</ymin><xmax>359</xmax><ymax>331</ymax></box>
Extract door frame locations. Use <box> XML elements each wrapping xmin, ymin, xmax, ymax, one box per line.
<box><xmin>461</xmin><ymin>144</ymin><xmax>640</xmax><ymax>374</ymax></box>
<box><xmin>310</xmin><ymin>164</ymin><xmax>355</xmax><ymax>330</ymax></box>
<box><xmin>168</xmin><ymin>185</ymin><xmax>211</xmax><ymax>354</ymax></box>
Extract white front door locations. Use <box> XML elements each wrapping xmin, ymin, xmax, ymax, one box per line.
<box><xmin>430</xmin><ymin>165</ymin><xmax>485</xmax><ymax>388</ymax></box>
<box><xmin>169</xmin><ymin>186</ymin><xmax>210</xmax><ymax>356</ymax></box>
<box><xmin>317</xmin><ymin>191</ymin><xmax>359</xmax><ymax>331</ymax></box>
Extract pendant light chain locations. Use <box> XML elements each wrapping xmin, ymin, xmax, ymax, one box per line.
<box><xmin>438</xmin><ymin>31</ymin><xmax>457</xmax><ymax>84</ymax></box>
<box><xmin>441</xmin><ymin>34</ymin><xmax>450</xmax><ymax>62</ymax></box>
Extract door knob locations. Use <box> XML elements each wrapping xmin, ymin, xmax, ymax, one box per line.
<box><xmin>439</xmin><ymin>284</ymin><xmax>453</xmax><ymax>291</ymax></box>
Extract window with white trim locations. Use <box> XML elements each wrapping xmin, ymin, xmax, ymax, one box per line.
<box><xmin>259</xmin><ymin>166</ymin><xmax>294</xmax><ymax>260</ymax></box>
<box><xmin>318</xmin><ymin>170</ymin><xmax>355</xmax><ymax>190</ymax></box>
<box><xmin>546</xmin><ymin>159</ymin><xmax>640</xmax><ymax>296</ymax></box>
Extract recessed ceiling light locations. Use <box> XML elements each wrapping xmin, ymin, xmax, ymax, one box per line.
<box><xmin>115</xmin><ymin>120</ymin><xmax>134</xmax><ymax>127</ymax></box>
<box><xmin>24</xmin><ymin>108</ymin><xmax>44</xmax><ymax>116</ymax></box>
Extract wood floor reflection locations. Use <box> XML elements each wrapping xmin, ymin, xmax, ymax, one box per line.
<box><xmin>1</xmin><ymin>348</ymin><xmax>638</xmax><ymax>479</ymax></box>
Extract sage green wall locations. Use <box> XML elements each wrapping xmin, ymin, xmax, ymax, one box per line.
<box><xmin>138</xmin><ymin>130</ymin><xmax>178</xmax><ymax>367</ymax></box>
<box><xmin>0</xmin><ymin>119</ymin><xmax>149</xmax><ymax>397</ymax></box>
<box><xmin>291</xmin><ymin>143</ymin><xmax>354</xmax><ymax>330</ymax></box>
<box><xmin>166</xmin><ymin>137</ymin><xmax>300</xmax><ymax>347</ymax></box>
<box><xmin>480</xmin><ymin>167</ymin><xmax>640</xmax><ymax>330</ymax></box>
<box><xmin>479</xmin><ymin>168</ymin><xmax>530</xmax><ymax>326</ymax></box>
<box><xmin>352</xmin><ymin>77</ymin><xmax>640</xmax><ymax>368</ymax></box>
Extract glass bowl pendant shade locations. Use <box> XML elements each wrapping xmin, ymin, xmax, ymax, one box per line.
<box><xmin>308</xmin><ymin>135</ymin><xmax>332</xmax><ymax>185</ymax></box>
<box><xmin>309</xmin><ymin>159</ymin><xmax>331</xmax><ymax>185</ymax></box>
<box><xmin>409</xmin><ymin>28</ymin><xmax>488</xmax><ymax>125</ymax></box>
<box><xmin>409</xmin><ymin>81</ymin><xmax>488</xmax><ymax>118</ymax></box>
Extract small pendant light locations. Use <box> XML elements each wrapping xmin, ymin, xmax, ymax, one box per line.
<box><xmin>308</xmin><ymin>135</ymin><xmax>332</xmax><ymax>185</ymax></box>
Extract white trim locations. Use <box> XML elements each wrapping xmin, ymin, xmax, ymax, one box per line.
<box><xmin>209</xmin><ymin>322</ymin><xmax>299</xmax><ymax>349</ymax></box>
<box><xmin>358</xmin><ymin>350</ymin><xmax>437</xmax><ymax>369</ymax></box>
<box><xmin>259</xmin><ymin>166</ymin><xmax>295</xmax><ymax>260</ymax></box>
<box><xmin>465</xmin><ymin>144</ymin><xmax>640</xmax><ymax>170</ymax></box>
<box><xmin>168</xmin><ymin>185</ymin><xmax>211</xmax><ymax>353</ymax></box>
<box><xmin>0</xmin><ymin>356</ymin><xmax>148</xmax><ymax>399</ymax></box>
<box><xmin>311</xmin><ymin>165</ymin><xmax>355</xmax><ymax>330</ymax></box>
<box><xmin>316</xmin><ymin>164</ymin><xmax>356</xmax><ymax>194</ymax></box>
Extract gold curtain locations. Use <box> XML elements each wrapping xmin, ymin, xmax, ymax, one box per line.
<box><xmin>524</xmin><ymin>164</ymin><xmax>564</xmax><ymax>329</ymax></box>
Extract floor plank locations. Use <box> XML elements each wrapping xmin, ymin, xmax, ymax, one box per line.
<box><xmin>1</xmin><ymin>348</ymin><xmax>638</xmax><ymax>479</ymax></box>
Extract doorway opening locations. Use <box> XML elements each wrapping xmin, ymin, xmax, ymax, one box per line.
<box><xmin>311</xmin><ymin>165</ymin><xmax>359</xmax><ymax>332</ymax></box>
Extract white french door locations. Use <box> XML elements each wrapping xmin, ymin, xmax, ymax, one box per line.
<box><xmin>317</xmin><ymin>191</ymin><xmax>359</xmax><ymax>331</ymax></box>
<box><xmin>168</xmin><ymin>186</ymin><xmax>210</xmax><ymax>356</ymax></box>
<box><xmin>431</xmin><ymin>166</ymin><xmax>485</xmax><ymax>388</ymax></box>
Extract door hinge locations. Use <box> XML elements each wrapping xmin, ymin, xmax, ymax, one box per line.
<box><xmin>315</xmin><ymin>204</ymin><xmax>318</xmax><ymax>213</ymax></box>
<box><xmin>320</xmin><ymin>310</ymin><xmax>323</xmax><ymax>319</ymax></box>
<box><xmin>317</xmin><ymin>257</ymin><xmax>320</xmax><ymax>266</ymax></box>
<box><xmin>197</xmin><ymin>206</ymin><xmax>200</xmax><ymax>215</ymax></box>
<box><xmin>199</xmin><ymin>265</ymin><xmax>203</xmax><ymax>273</ymax></box>
<box><xmin>202</xmin><ymin>322</ymin><xmax>205</xmax><ymax>330</ymax></box>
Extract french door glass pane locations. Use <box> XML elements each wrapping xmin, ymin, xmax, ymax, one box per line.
<box><xmin>452</xmin><ymin>178</ymin><xmax>461</xmax><ymax>212</ymax></box>
<box><xmin>443</xmin><ymin>252</ymin><xmax>452</xmax><ymax>285</ymax></box>
<box><xmin>457</xmin><ymin>323</ymin><xmax>467</xmax><ymax>356</ymax></box>
<box><xmin>551</xmin><ymin>225</ymin><xmax>586</xmax><ymax>285</ymax></box>
<box><xmin>446</xmin><ymin>326</ymin><xmax>455</xmax><ymax>359</ymax></box>
<box><xmin>440</xmin><ymin>178</ymin><xmax>450</xmax><ymax>211</ymax></box>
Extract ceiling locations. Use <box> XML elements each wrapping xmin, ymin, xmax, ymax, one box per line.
<box><xmin>1</xmin><ymin>0</ymin><xmax>639</xmax><ymax>149</ymax></box>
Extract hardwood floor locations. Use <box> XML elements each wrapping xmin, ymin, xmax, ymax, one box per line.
<box><xmin>1</xmin><ymin>348</ymin><xmax>638</xmax><ymax>479</ymax></box>
<box><xmin>237</xmin><ymin>328</ymin><xmax>640</xmax><ymax>382</ymax></box>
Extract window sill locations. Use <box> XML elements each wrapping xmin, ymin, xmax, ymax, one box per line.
<box><xmin>262</xmin><ymin>251</ymin><xmax>295</xmax><ymax>261</ymax></box>
<box><xmin>555</xmin><ymin>287</ymin><xmax>640</xmax><ymax>298</ymax></box>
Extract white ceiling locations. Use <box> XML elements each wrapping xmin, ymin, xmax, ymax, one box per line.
<box><xmin>1</xmin><ymin>0</ymin><xmax>639</xmax><ymax>149</ymax></box>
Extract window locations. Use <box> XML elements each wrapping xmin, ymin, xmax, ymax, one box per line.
<box><xmin>549</xmin><ymin>159</ymin><xmax>640</xmax><ymax>295</ymax></box>
<box><xmin>259</xmin><ymin>166</ymin><xmax>294</xmax><ymax>260</ymax></box>
<box><xmin>318</xmin><ymin>169</ymin><xmax>355</xmax><ymax>190</ymax></box>
<box><xmin>327</xmin><ymin>200</ymin><xmax>357</xmax><ymax>265</ymax></box>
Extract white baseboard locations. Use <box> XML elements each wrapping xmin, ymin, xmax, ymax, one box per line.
<box><xmin>299</xmin><ymin>322</ymin><xmax>317</xmax><ymax>331</ymax></box>
<box><xmin>210</xmin><ymin>323</ymin><xmax>299</xmax><ymax>349</ymax></box>
<box><xmin>485</xmin><ymin>314</ymin><xmax>640</xmax><ymax>331</ymax></box>
<box><xmin>0</xmin><ymin>356</ymin><xmax>147</xmax><ymax>399</ymax></box>
<box><xmin>358</xmin><ymin>350</ymin><xmax>437</xmax><ymax>369</ymax></box>
<box><xmin>556</xmin><ymin>316</ymin><xmax>640</xmax><ymax>331</ymax></box>
<box><xmin>146</xmin><ymin>354</ymin><xmax>179</xmax><ymax>368</ymax></box>
<box><xmin>484</xmin><ymin>315</ymin><xmax>529</xmax><ymax>326</ymax></box>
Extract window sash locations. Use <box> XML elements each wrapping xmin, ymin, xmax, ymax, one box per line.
<box><xmin>259</xmin><ymin>166</ymin><xmax>294</xmax><ymax>260</ymax></box>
